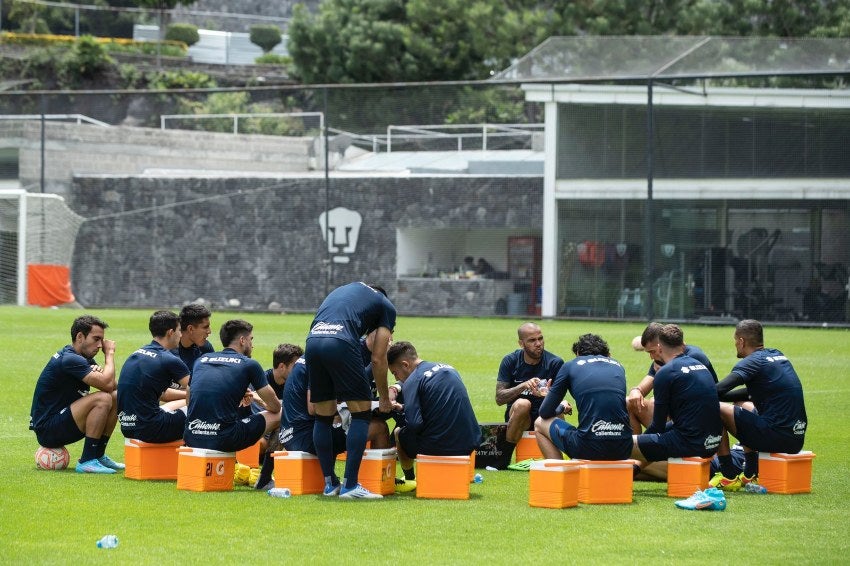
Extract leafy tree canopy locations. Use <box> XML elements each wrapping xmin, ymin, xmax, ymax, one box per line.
<box><xmin>288</xmin><ymin>0</ymin><xmax>850</xmax><ymax>83</ymax></box>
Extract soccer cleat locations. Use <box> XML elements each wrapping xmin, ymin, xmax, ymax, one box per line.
<box><xmin>394</xmin><ymin>477</ymin><xmax>417</xmax><ymax>493</ymax></box>
<box><xmin>323</xmin><ymin>482</ymin><xmax>341</xmax><ymax>497</ymax></box>
<box><xmin>339</xmin><ymin>484</ymin><xmax>383</xmax><ymax>499</ymax></box>
<box><xmin>98</xmin><ymin>455</ymin><xmax>125</xmax><ymax>470</ymax></box>
<box><xmin>709</xmin><ymin>471</ymin><xmax>756</xmax><ymax>491</ymax></box>
<box><xmin>233</xmin><ymin>463</ymin><xmax>251</xmax><ymax>486</ymax></box>
<box><xmin>76</xmin><ymin>458</ymin><xmax>117</xmax><ymax>474</ymax></box>
<box><xmin>248</xmin><ymin>467</ymin><xmax>261</xmax><ymax>487</ymax></box>
<box><xmin>674</xmin><ymin>488</ymin><xmax>726</xmax><ymax>511</ymax></box>
<box><xmin>507</xmin><ymin>458</ymin><xmax>537</xmax><ymax>471</ymax></box>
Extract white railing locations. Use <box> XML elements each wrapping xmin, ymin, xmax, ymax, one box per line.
<box><xmin>160</xmin><ymin>112</ymin><xmax>323</xmax><ymax>134</ymax></box>
<box><xmin>0</xmin><ymin>114</ymin><xmax>110</xmax><ymax>127</ymax></box>
<box><xmin>385</xmin><ymin>123</ymin><xmax>544</xmax><ymax>152</ymax></box>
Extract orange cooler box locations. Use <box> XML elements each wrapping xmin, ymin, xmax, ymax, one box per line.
<box><xmin>759</xmin><ymin>451</ymin><xmax>816</xmax><ymax>494</ymax></box>
<box><xmin>516</xmin><ymin>431</ymin><xmax>544</xmax><ymax>462</ymax></box>
<box><xmin>176</xmin><ymin>447</ymin><xmax>236</xmax><ymax>492</ymax></box>
<box><xmin>529</xmin><ymin>459</ymin><xmax>580</xmax><ymax>508</ymax></box>
<box><xmin>360</xmin><ymin>448</ymin><xmax>397</xmax><ymax>496</ymax></box>
<box><xmin>273</xmin><ymin>450</ymin><xmax>324</xmax><ymax>495</ymax></box>
<box><xmin>236</xmin><ymin>440</ymin><xmax>262</xmax><ymax>468</ymax></box>
<box><xmin>667</xmin><ymin>457</ymin><xmax>711</xmax><ymax>497</ymax></box>
<box><xmin>124</xmin><ymin>438</ymin><xmax>183</xmax><ymax>480</ymax></box>
<box><xmin>417</xmin><ymin>454</ymin><xmax>471</xmax><ymax>500</ymax></box>
<box><xmin>578</xmin><ymin>460</ymin><xmax>634</xmax><ymax>504</ymax></box>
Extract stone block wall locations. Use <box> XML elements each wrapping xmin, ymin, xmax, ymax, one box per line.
<box><xmin>68</xmin><ymin>174</ymin><xmax>542</xmax><ymax>315</ymax></box>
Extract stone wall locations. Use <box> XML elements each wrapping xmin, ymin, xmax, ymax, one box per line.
<box><xmin>68</xmin><ymin>174</ymin><xmax>543</xmax><ymax>315</ymax></box>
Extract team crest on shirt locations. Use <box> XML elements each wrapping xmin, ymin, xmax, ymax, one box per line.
<box><xmin>793</xmin><ymin>420</ymin><xmax>807</xmax><ymax>435</ymax></box>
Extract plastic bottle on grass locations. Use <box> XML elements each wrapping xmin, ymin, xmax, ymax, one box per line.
<box><xmin>744</xmin><ymin>483</ymin><xmax>767</xmax><ymax>494</ymax></box>
<box><xmin>96</xmin><ymin>535</ymin><xmax>118</xmax><ymax>549</ymax></box>
<box><xmin>268</xmin><ymin>487</ymin><xmax>291</xmax><ymax>498</ymax></box>
<box><xmin>473</xmin><ymin>473</ymin><xmax>483</xmax><ymax>483</ymax></box>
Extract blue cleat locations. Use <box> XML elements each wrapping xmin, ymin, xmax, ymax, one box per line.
<box><xmin>98</xmin><ymin>455</ymin><xmax>125</xmax><ymax>470</ymax></box>
<box><xmin>674</xmin><ymin>488</ymin><xmax>726</xmax><ymax>511</ymax></box>
<box><xmin>323</xmin><ymin>482</ymin><xmax>341</xmax><ymax>497</ymax></box>
<box><xmin>75</xmin><ymin>458</ymin><xmax>117</xmax><ymax>474</ymax></box>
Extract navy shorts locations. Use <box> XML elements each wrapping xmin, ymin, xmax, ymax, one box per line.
<box><xmin>305</xmin><ymin>337</ymin><xmax>371</xmax><ymax>403</ymax></box>
<box><xmin>124</xmin><ymin>408</ymin><xmax>186</xmax><ymax>444</ymax></box>
<box><xmin>637</xmin><ymin>427</ymin><xmax>714</xmax><ymax>462</ymax></box>
<box><xmin>215</xmin><ymin>413</ymin><xmax>268</xmax><ymax>453</ymax></box>
<box><xmin>397</xmin><ymin>427</ymin><xmax>471</xmax><ymax>458</ymax></box>
<box><xmin>733</xmin><ymin>406</ymin><xmax>804</xmax><ymax>453</ymax></box>
<box><xmin>283</xmin><ymin>425</ymin><xmax>346</xmax><ymax>456</ymax></box>
<box><xmin>549</xmin><ymin>419</ymin><xmax>632</xmax><ymax>460</ymax></box>
<box><xmin>34</xmin><ymin>408</ymin><xmax>84</xmax><ymax>448</ymax></box>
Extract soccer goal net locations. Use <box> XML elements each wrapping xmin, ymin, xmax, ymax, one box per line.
<box><xmin>0</xmin><ymin>189</ymin><xmax>85</xmax><ymax>306</ymax></box>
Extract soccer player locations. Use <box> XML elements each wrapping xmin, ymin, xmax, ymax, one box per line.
<box><xmin>710</xmin><ymin>319</ymin><xmax>808</xmax><ymax>490</ymax></box>
<box><xmin>495</xmin><ymin>322</ymin><xmax>564</xmax><ymax>468</ymax></box>
<box><xmin>279</xmin><ymin>356</ymin><xmax>347</xmax><ymax>456</ymax></box>
<box><xmin>172</xmin><ymin>303</ymin><xmax>213</xmax><ymax>375</ymax></box>
<box><xmin>631</xmin><ymin>324</ymin><xmax>722</xmax><ymax>477</ymax></box>
<box><xmin>117</xmin><ymin>310</ymin><xmax>190</xmax><ymax>443</ymax></box>
<box><xmin>306</xmin><ymin>282</ymin><xmax>395</xmax><ymax>499</ymax></box>
<box><xmin>250</xmin><ymin>343</ymin><xmax>304</xmax><ymax>490</ymax></box>
<box><xmin>627</xmin><ymin>322</ymin><xmax>717</xmax><ymax>434</ymax></box>
<box><xmin>535</xmin><ymin>334</ymin><xmax>632</xmax><ymax>461</ymax></box>
<box><xmin>184</xmin><ymin>319</ymin><xmax>281</xmax><ymax>452</ymax></box>
<box><xmin>388</xmin><ymin>341</ymin><xmax>482</xmax><ymax>489</ymax></box>
<box><xmin>29</xmin><ymin>315</ymin><xmax>123</xmax><ymax>474</ymax></box>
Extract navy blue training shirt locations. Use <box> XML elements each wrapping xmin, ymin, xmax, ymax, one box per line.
<box><xmin>30</xmin><ymin>345</ymin><xmax>94</xmax><ymax>431</ymax></box>
<box><xmin>649</xmin><ymin>344</ymin><xmax>717</xmax><ymax>382</ymax></box>
<box><xmin>279</xmin><ymin>357</ymin><xmax>313</xmax><ymax>450</ymax></box>
<box><xmin>184</xmin><ymin>348</ymin><xmax>268</xmax><ymax>448</ymax></box>
<box><xmin>730</xmin><ymin>348</ymin><xmax>807</xmax><ymax>437</ymax></box>
<box><xmin>307</xmin><ymin>282</ymin><xmax>396</xmax><ymax>346</ymax></box>
<box><xmin>497</xmin><ymin>349</ymin><xmax>564</xmax><ymax>414</ymax></box>
<box><xmin>649</xmin><ymin>354</ymin><xmax>722</xmax><ymax>448</ymax></box>
<box><xmin>117</xmin><ymin>341</ymin><xmax>189</xmax><ymax>435</ymax></box>
<box><xmin>402</xmin><ymin>361</ymin><xmax>482</xmax><ymax>455</ymax></box>
<box><xmin>539</xmin><ymin>355</ymin><xmax>631</xmax><ymax>442</ymax></box>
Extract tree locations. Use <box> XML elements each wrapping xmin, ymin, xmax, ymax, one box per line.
<box><xmin>288</xmin><ymin>0</ymin><xmax>850</xmax><ymax>84</ymax></box>
<box><xmin>249</xmin><ymin>25</ymin><xmax>283</xmax><ymax>53</ymax></box>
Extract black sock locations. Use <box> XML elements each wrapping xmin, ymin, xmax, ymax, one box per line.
<box><xmin>80</xmin><ymin>437</ymin><xmax>100</xmax><ymax>462</ymax></box>
<box><xmin>97</xmin><ymin>435</ymin><xmax>110</xmax><ymax>459</ymax></box>
<box><xmin>633</xmin><ymin>464</ymin><xmax>642</xmax><ymax>478</ymax></box>
<box><xmin>744</xmin><ymin>452</ymin><xmax>759</xmax><ymax>478</ymax></box>
<box><xmin>403</xmin><ymin>466</ymin><xmax>415</xmax><ymax>481</ymax></box>
<box><xmin>254</xmin><ymin>452</ymin><xmax>275</xmax><ymax>489</ymax></box>
<box><xmin>718</xmin><ymin>454</ymin><xmax>737</xmax><ymax>478</ymax></box>
<box><xmin>499</xmin><ymin>442</ymin><xmax>516</xmax><ymax>469</ymax></box>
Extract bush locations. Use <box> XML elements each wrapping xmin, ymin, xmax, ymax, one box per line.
<box><xmin>60</xmin><ymin>35</ymin><xmax>113</xmax><ymax>80</ymax></box>
<box><xmin>249</xmin><ymin>25</ymin><xmax>282</xmax><ymax>53</ymax></box>
<box><xmin>165</xmin><ymin>23</ymin><xmax>199</xmax><ymax>47</ymax></box>
<box><xmin>255</xmin><ymin>53</ymin><xmax>290</xmax><ymax>65</ymax></box>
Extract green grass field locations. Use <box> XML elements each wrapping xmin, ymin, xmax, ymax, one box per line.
<box><xmin>2</xmin><ymin>306</ymin><xmax>848</xmax><ymax>564</ymax></box>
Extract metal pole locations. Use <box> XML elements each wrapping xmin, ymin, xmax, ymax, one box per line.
<box><xmin>75</xmin><ymin>7</ymin><xmax>79</xmax><ymax>37</ymax></box>
<box><xmin>40</xmin><ymin>97</ymin><xmax>46</xmax><ymax>193</ymax></box>
<box><xmin>323</xmin><ymin>87</ymin><xmax>331</xmax><ymax>295</ymax></box>
<box><xmin>156</xmin><ymin>2</ymin><xmax>162</xmax><ymax>69</ymax></box>
<box><xmin>1</xmin><ymin>0</ymin><xmax>4</xmax><ymax>33</ymax></box>
<box><xmin>16</xmin><ymin>189</ymin><xmax>27</xmax><ymax>306</ymax></box>
<box><xmin>644</xmin><ymin>80</ymin><xmax>655</xmax><ymax>319</ymax></box>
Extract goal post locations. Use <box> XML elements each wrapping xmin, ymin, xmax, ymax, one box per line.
<box><xmin>0</xmin><ymin>189</ymin><xmax>85</xmax><ymax>306</ymax></box>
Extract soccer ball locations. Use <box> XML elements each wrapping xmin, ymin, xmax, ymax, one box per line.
<box><xmin>35</xmin><ymin>446</ymin><xmax>70</xmax><ymax>470</ymax></box>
